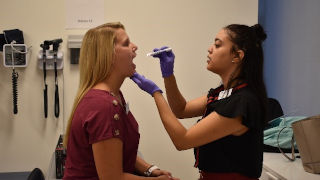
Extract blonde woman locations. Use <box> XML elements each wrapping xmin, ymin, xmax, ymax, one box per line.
<box><xmin>63</xmin><ymin>22</ymin><xmax>178</xmax><ymax>180</ymax></box>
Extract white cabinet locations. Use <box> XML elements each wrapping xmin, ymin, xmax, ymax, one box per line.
<box><xmin>261</xmin><ymin>153</ymin><xmax>320</xmax><ymax>180</ymax></box>
<box><xmin>261</xmin><ymin>167</ymin><xmax>282</xmax><ymax>180</ymax></box>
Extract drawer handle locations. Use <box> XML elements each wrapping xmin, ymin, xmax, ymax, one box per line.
<box><xmin>265</xmin><ymin>171</ymin><xmax>280</xmax><ymax>180</ymax></box>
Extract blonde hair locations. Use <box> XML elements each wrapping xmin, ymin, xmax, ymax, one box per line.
<box><xmin>63</xmin><ymin>22</ymin><xmax>125</xmax><ymax>147</ymax></box>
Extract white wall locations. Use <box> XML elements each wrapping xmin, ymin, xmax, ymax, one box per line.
<box><xmin>259</xmin><ymin>0</ymin><xmax>320</xmax><ymax>116</ymax></box>
<box><xmin>0</xmin><ymin>0</ymin><xmax>257</xmax><ymax>179</ymax></box>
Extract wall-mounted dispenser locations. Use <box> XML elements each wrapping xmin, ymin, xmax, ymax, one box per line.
<box><xmin>67</xmin><ymin>35</ymin><xmax>83</xmax><ymax>64</ymax></box>
<box><xmin>68</xmin><ymin>35</ymin><xmax>83</xmax><ymax>64</ymax></box>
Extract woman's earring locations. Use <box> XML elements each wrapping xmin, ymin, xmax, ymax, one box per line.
<box><xmin>232</xmin><ymin>60</ymin><xmax>235</xmax><ymax>63</ymax></box>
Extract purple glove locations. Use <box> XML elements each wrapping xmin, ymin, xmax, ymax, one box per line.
<box><xmin>152</xmin><ymin>46</ymin><xmax>175</xmax><ymax>77</ymax></box>
<box><xmin>130</xmin><ymin>72</ymin><xmax>162</xmax><ymax>96</ymax></box>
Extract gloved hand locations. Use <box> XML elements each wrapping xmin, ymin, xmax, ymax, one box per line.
<box><xmin>130</xmin><ymin>72</ymin><xmax>162</xmax><ymax>96</ymax></box>
<box><xmin>152</xmin><ymin>46</ymin><xmax>175</xmax><ymax>78</ymax></box>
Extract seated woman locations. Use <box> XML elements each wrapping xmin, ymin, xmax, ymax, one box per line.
<box><xmin>63</xmin><ymin>22</ymin><xmax>178</xmax><ymax>180</ymax></box>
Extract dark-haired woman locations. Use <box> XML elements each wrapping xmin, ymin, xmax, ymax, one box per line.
<box><xmin>131</xmin><ymin>24</ymin><xmax>268</xmax><ymax>180</ymax></box>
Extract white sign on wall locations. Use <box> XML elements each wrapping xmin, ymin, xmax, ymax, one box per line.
<box><xmin>65</xmin><ymin>0</ymin><xmax>104</xmax><ymax>29</ymax></box>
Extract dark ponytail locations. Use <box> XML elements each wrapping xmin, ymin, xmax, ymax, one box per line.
<box><xmin>224</xmin><ymin>24</ymin><xmax>268</xmax><ymax>125</ymax></box>
<box><xmin>251</xmin><ymin>24</ymin><xmax>267</xmax><ymax>42</ymax></box>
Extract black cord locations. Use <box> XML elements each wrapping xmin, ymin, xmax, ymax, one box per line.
<box><xmin>54</xmin><ymin>57</ymin><xmax>59</xmax><ymax>118</ymax></box>
<box><xmin>12</xmin><ymin>69</ymin><xmax>18</xmax><ymax>114</ymax></box>
<box><xmin>52</xmin><ymin>39</ymin><xmax>62</xmax><ymax>118</ymax></box>
<box><xmin>55</xmin><ymin>84</ymin><xmax>59</xmax><ymax>117</ymax></box>
<box><xmin>41</xmin><ymin>41</ymin><xmax>51</xmax><ymax>118</ymax></box>
<box><xmin>43</xmin><ymin>56</ymin><xmax>48</xmax><ymax>118</ymax></box>
<box><xmin>44</xmin><ymin>84</ymin><xmax>48</xmax><ymax>118</ymax></box>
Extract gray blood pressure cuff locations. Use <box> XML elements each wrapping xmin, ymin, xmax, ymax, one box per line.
<box><xmin>0</xmin><ymin>29</ymin><xmax>24</xmax><ymax>51</ymax></box>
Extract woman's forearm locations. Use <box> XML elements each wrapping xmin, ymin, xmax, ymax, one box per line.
<box><xmin>163</xmin><ymin>75</ymin><xmax>187</xmax><ymax>118</ymax></box>
<box><xmin>135</xmin><ymin>156</ymin><xmax>151</xmax><ymax>176</ymax></box>
<box><xmin>153</xmin><ymin>92</ymin><xmax>188</xmax><ymax>150</ymax></box>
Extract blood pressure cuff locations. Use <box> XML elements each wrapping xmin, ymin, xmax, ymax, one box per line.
<box><xmin>4</xmin><ymin>29</ymin><xmax>24</xmax><ymax>44</ymax></box>
<box><xmin>0</xmin><ymin>29</ymin><xmax>24</xmax><ymax>51</ymax></box>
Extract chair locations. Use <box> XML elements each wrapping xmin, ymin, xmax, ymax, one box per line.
<box><xmin>266</xmin><ymin>98</ymin><xmax>284</xmax><ymax>122</ymax></box>
<box><xmin>27</xmin><ymin>168</ymin><xmax>44</xmax><ymax>180</ymax></box>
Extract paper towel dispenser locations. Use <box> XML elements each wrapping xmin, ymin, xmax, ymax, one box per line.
<box><xmin>67</xmin><ymin>35</ymin><xmax>83</xmax><ymax>64</ymax></box>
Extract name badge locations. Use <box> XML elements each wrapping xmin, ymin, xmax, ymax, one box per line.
<box><xmin>218</xmin><ymin>88</ymin><xmax>233</xmax><ymax>100</ymax></box>
<box><xmin>125</xmin><ymin>102</ymin><xmax>130</xmax><ymax>114</ymax></box>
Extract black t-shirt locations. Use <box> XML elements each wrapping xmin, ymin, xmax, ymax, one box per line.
<box><xmin>194</xmin><ymin>85</ymin><xmax>264</xmax><ymax>178</ymax></box>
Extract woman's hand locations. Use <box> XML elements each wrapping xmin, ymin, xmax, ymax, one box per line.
<box><xmin>130</xmin><ymin>72</ymin><xmax>162</xmax><ymax>96</ymax></box>
<box><xmin>151</xmin><ymin>169</ymin><xmax>171</xmax><ymax>177</ymax></box>
<box><xmin>153</xmin><ymin>169</ymin><xmax>180</xmax><ymax>180</ymax></box>
<box><xmin>152</xmin><ymin>46</ymin><xmax>175</xmax><ymax>78</ymax></box>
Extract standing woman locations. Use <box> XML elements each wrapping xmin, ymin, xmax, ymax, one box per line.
<box><xmin>63</xmin><ymin>22</ymin><xmax>178</xmax><ymax>180</ymax></box>
<box><xmin>131</xmin><ymin>24</ymin><xmax>268</xmax><ymax>180</ymax></box>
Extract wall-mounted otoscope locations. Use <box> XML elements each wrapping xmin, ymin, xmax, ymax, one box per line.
<box><xmin>38</xmin><ymin>39</ymin><xmax>63</xmax><ymax>118</ymax></box>
<box><xmin>52</xmin><ymin>38</ymin><xmax>62</xmax><ymax>118</ymax></box>
<box><xmin>40</xmin><ymin>40</ymin><xmax>52</xmax><ymax>118</ymax></box>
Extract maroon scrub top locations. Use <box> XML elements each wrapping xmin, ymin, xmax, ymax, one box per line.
<box><xmin>63</xmin><ymin>89</ymin><xmax>140</xmax><ymax>180</ymax></box>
